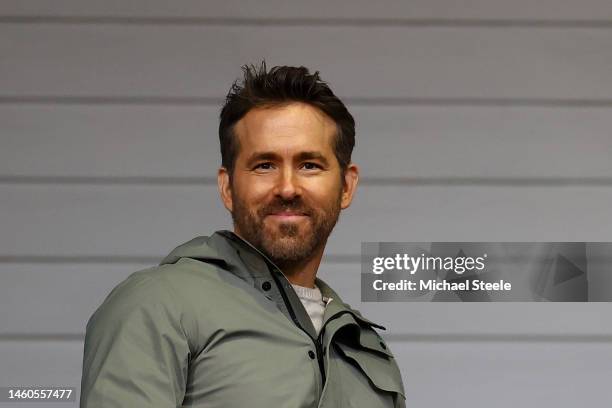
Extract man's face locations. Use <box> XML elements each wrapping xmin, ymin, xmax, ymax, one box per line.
<box><xmin>218</xmin><ymin>102</ymin><xmax>358</xmax><ymax>267</ymax></box>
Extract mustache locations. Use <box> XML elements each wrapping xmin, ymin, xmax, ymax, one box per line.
<box><xmin>259</xmin><ymin>198</ymin><xmax>311</xmax><ymax>216</ymax></box>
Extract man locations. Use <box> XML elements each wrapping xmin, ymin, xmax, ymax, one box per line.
<box><xmin>80</xmin><ymin>63</ymin><xmax>406</xmax><ymax>407</ymax></box>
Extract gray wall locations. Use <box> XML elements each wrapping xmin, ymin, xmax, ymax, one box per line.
<box><xmin>2</xmin><ymin>1</ymin><xmax>612</xmax><ymax>406</ymax></box>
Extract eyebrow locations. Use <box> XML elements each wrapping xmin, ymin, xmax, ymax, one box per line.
<box><xmin>295</xmin><ymin>151</ymin><xmax>330</xmax><ymax>166</ymax></box>
<box><xmin>245</xmin><ymin>151</ymin><xmax>330</xmax><ymax>167</ymax></box>
<box><xmin>245</xmin><ymin>152</ymin><xmax>279</xmax><ymax>164</ymax></box>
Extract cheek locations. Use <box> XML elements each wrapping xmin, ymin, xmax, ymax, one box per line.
<box><xmin>303</xmin><ymin>179</ymin><xmax>343</xmax><ymax>206</ymax></box>
<box><xmin>232</xmin><ymin>179</ymin><xmax>276</xmax><ymax>211</ymax></box>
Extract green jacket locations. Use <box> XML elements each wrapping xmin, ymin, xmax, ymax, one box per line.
<box><xmin>80</xmin><ymin>230</ymin><xmax>406</xmax><ymax>407</ymax></box>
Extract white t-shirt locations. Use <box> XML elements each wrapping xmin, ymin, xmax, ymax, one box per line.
<box><xmin>290</xmin><ymin>283</ymin><xmax>329</xmax><ymax>335</ymax></box>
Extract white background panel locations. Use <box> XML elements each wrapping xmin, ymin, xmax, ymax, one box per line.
<box><xmin>344</xmin><ymin>185</ymin><xmax>612</xmax><ymax>243</ymax></box>
<box><xmin>3</xmin><ymin>184</ymin><xmax>612</xmax><ymax>257</ymax></box>
<box><xmin>352</xmin><ymin>106</ymin><xmax>612</xmax><ymax>178</ymax></box>
<box><xmin>0</xmin><ymin>341</ymin><xmax>82</xmax><ymax>408</ymax></box>
<box><xmin>389</xmin><ymin>341</ymin><xmax>612</xmax><ymax>407</ymax></box>
<box><xmin>1</xmin><ymin>184</ymin><xmax>229</xmax><ymax>258</ymax></box>
<box><xmin>3</xmin><ymin>105</ymin><xmax>612</xmax><ymax>179</ymax></box>
<box><xmin>0</xmin><ymin>105</ymin><xmax>218</xmax><ymax>178</ymax></box>
<box><xmin>2</xmin><ymin>25</ymin><xmax>612</xmax><ymax>99</ymax></box>
<box><xmin>1</xmin><ymin>263</ymin><xmax>149</xmax><ymax>335</ymax></box>
<box><xmin>2</xmin><ymin>262</ymin><xmax>611</xmax><ymax>336</ymax></box>
<box><xmin>3</xmin><ymin>0</ymin><xmax>612</xmax><ymax>20</ymax></box>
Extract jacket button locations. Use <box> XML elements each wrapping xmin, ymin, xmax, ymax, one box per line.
<box><xmin>262</xmin><ymin>281</ymin><xmax>272</xmax><ymax>291</ymax></box>
<box><xmin>308</xmin><ymin>350</ymin><xmax>316</xmax><ymax>359</ymax></box>
<box><xmin>379</xmin><ymin>341</ymin><xmax>387</xmax><ymax>350</ymax></box>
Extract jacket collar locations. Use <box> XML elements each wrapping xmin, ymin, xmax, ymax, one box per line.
<box><xmin>161</xmin><ymin>230</ymin><xmax>385</xmax><ymax>331</ymax></box>
<box><xmin>217</xmin><ymin>230</ymin><xmax>387</xmax><ymax>330</ymax></box>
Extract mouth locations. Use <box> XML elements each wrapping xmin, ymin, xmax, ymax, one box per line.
<box><xmin>265</xmin><ymin>211</ymin><xmax>309</xmax><ymax>222</ymax></box>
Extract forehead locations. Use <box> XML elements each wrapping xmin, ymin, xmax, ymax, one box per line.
<box><xmin>233</xmin><ymin>102</ymin><xmax>337</xmax><ymax>157</ymax></box>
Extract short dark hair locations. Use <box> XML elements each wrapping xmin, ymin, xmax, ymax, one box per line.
<box><xmin>219</xmin><ymin>62</ymin><xmax>355</xmax><ymax>175</ymax></box>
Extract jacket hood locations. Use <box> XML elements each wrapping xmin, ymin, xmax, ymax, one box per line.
<box><xmin>159</xmin><ymin>233</ymin><xmax>230</xmax><ymax>266</ymax></box>
<box><xmin>159</xmin><ymin>230</ymin><xmax>277</xmax><ymax>276</ymax></box>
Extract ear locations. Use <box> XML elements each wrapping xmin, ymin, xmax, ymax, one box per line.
<box><xmin>340</xmin><ymin>163</ymin><xmax>359</xmax><ymax>209</ymax></box>
<box><xmin>217</xmin><ymin>167</ymin><xmax>233</xmax><ymax>213</ymax></box>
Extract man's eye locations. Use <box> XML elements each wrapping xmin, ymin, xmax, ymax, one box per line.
<box><xmin>302</xmin><ymin>162</ymin><xmax>321</xmax><ymax>170</ymax></box>
<box><xmin>254</xmin><ymin>162</ymin><xmax>273</xmax><ymax>170</ymax></box>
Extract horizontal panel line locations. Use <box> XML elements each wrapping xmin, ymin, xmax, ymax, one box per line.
<box><xmin>3</xmin><ymin>96</ymin><xmax>612</xmax><ymax>107</ymax></box>
<box><xmin>384</xmin><ymin>333</ymin><xmax>612</xmax><ymax>343</ymax></box>
<box><xmin>0</xmin><ymin>255</ymin><xmax>162</xmax><ymax>264</ymax></box>
<box><xmin>2</xmin><ymin>16</ymin><xmax>612</xmax><ymax>28</ymax></box>
<box><xmin>0</xmin><ymin>96</ymin><xmax>223</xmax><ymax>105</ymax></box>
<box><xmin>0</xmin><ymin>334</ymin><xmax>84</xmax><ymax>342</ymax></box>
<box><xmin>2</xmin><ymin>333</ymin><xmax>612</xmax><ymax>343</ymax></box>
<box><xmin>2</xmin><ymin>175</ymin><xmax>612</xmax><ymax>187</ymax></box>
<box><xmin>0</xmin><ymin>254</ymin><xmax>360</xmax><ymax>264</ymax></box>
<box><xmin>348</xmin><ymin>98</ymin><xmax>612</xmax><ymax>107</ymax></box>
<box><xmin>349</xmin><ymin>177</ymin><xmax>612</xmax><ymax>186</ymax></box>
<box><xmin>0</xmin><ymin>175</ymin><xmax>219</xmax><ymax>185</ymax></box>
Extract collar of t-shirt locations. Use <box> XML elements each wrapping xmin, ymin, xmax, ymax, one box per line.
<box><xmin>290</xmin><ymin>283</ymin><xmax>330</xmax><ymax>335</ymax></box>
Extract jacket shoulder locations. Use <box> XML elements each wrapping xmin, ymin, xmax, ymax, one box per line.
<box><xmin>81</xmin><ymin>266</ymin><xmax>193</xmax><ymax>407</ymax></box>
<box><xmin>86</xmin><ymin>266</ymin><xmax>181</xmax><ymax>334</ymax></box>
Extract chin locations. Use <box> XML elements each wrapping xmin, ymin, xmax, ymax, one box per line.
<box><xmin>263</xmin><ymin>231</ymin><xmax>314</xmax><ymax>255</ymax></box>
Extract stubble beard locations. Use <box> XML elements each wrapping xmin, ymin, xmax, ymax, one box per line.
<box><xmin>231</xmin><ymin>191</ymin><xmax>342</xmax><ymax>268</ymax></box>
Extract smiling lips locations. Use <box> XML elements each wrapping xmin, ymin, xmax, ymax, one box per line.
<box><xmin>266</xmin><ymin>211</ymin><xmax>309</xmax><ymax>222</ymax></box>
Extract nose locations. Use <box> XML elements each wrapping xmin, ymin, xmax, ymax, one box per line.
<box><xmin>275</xmin><ymin>167</ymin><xmax>301</xmax><ymax>200</ymax></box>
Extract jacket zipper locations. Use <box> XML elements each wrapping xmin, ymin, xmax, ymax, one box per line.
<box><xmin>315</xmin><ymin>336</ymin><xmax>326</xmax><ymax>385</ymax></box>
<box><xmin>266</xmin><ymin>266</ymin><xmax>328</xmax><ymax>387</ymax></box>
<box><xmin>224</xmin><ymin>233</ymin><xmax>333</xmax><ymax>389</ymax></box>
<box><xmin>312</xmin><ymin>310</ymin><xmax>356</xmax><ymax>387</ymax></box>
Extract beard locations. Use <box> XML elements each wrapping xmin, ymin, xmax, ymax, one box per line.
<box><xmin>231</xmin><ymin>190</ymin><xmax>342</xmax><ymax>268</ymax></box>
